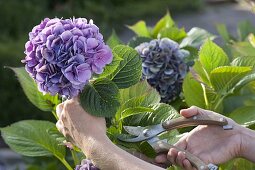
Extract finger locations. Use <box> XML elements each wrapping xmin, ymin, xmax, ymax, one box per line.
<box><xmin>167</xmin><ymin>148</ymin><xmax>178</xmax><ymax>165</ymax></box>
<box><xmin>176</xmin><ymin>151</ymin><xmax>186</xmax><ymax>168</ymax></box>
<box><xmin>183</xmin><ymin>159</ymin><xmax>194</xmax><ymax>170</ymax></box>
<box><xmin>155</xmin><ymin>154</ymin><xmax>167</xmax><ymax>164</ymax></box>
<box><xmin>56</xmin><ymin>103</ymin><xmax>64</xmax><ymax>118</ymax></box>
<box><xmin>180</xmin><ymin>106</ymin><xmax>203</xmax><ymax>118</ymax></box>
<box><xmin>174</xmin><ymin>138</ymin><xmax>187</xmax><ymax>150</ymax></box>
<box><xmin>56</xmin><ymin>120</ymin><xmax>63</xmax><ymax>132</ymax></box>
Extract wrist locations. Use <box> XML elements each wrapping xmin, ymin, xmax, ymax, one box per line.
<box><xmin>81</xmin><ymin>133</ymin><xmax>110</xmax><ymax>157</ymax></box>
<box><xmin>239</xmin><ymin>126</ymin><xmax>255</xmax><ymax>161</ymax></box>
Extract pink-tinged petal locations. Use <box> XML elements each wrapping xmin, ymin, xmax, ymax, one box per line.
<box><xmin>87</xmin><ymin>38</ymin><xmax>98</xmax><ymax>49</ymax></box>
<box><xmin>93</xmin><ymin>47</ymin><xmax>113</xmax><ymax>68</ymax></box>
<box><xmin>77</xmin><ymin>63</ymin><xmax>91</xmax><ymax>82</ymax></box>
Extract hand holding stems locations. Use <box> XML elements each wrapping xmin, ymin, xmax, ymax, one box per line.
<box><xmin>155</xmin><ymin>106</ymin><xmax>255</xmax><ymax>170</ymax></box>
<box><xmin>56</xmin><ymin>97</ymin><xmax>165</xmax><ymax>170</ymax></box>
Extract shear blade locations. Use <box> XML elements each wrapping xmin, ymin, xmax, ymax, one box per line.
<box><xmin>117</xmin><ymin>134</ymin><xmax>144</xmax><ymax>143</ymax></box>
<box><xmin>123</xmin><ymin>126</ymin><xmax>145</xmax><ymax>136</ymax></box>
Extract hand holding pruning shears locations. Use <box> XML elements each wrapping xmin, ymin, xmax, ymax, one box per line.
<box><xmin>118</xmin><ymin>106</ymin><xmax>238</xmax><ymax>170</ymax></box>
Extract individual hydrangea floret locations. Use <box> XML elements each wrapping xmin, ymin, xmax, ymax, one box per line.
<box><xmin>75</xmin><ymin>159</ymin><xmax>100</xmax><ymax>170</ymax></box>
<box><xmin>135</xmin><ymin>38</ymin><xmax>189</xmax><ymax>103</ymax></box>
<box><xmin>22</xmin><ymin>18</ymin><xmax>112</xmax><ymax>97</ymax></box>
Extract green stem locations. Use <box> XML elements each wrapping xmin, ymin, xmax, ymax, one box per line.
<box><xmin>58</xmin><ymin>157</ymin><xmax>73</xmax><ymax>170</ymax></box>
<box><xmin>52</xmin><ymin>110</ymin><xmax>58</xmax><ymax>120</ymax></box>
<box><xmin>201</xmin><ymin>83</ymin><xmax>209</xmax><ymax>109</ymax></box>
<box><xmin>213</xmin><ymin>95</ymin><xmax>226</xmax><ymax>111</ymax></box>
<box><xmin>71</xmin><ymin>149</ymin><xmax>80</xmax><ymax>166</ymax></box>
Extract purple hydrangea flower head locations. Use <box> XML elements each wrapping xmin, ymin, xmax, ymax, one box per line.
<box><xmin>22</xmin><ymin>18</ymin><xmax>113</xmax><ymax>97</ymax></box>
<box><xmin>75</xmin><ymin>159</ymin><xmax>100</xmax><ymax>170</ymax></box>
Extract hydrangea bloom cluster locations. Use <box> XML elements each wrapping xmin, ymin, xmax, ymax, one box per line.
<box><xmin>135</xmin><ymin>38</ymin><xmax>189</xmax><ymax>103</ymax></box>
<box><xmin>75</xmin><ymin>159</ymin><xmax>100</xmax><ymax>170</ymax></box>
<box><xmin>22</xmin><ymin>18</ymin><xmax>112</xmax><ymax>97</ymax></box>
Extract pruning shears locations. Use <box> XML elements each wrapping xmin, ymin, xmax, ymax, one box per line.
<box><xmin>118</xmin><ymin>114</ymin><xmax>233</xmax><ymax>170</ymax></box>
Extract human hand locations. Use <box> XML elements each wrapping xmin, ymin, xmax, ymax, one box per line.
<box><xmin>56</xmin><ymin>97</ymin><xmax>107</xmax><ymax>149</ymax></box>
<box><xmin>155</xmin><ymin>106</ymin><xmax>245</xmax><ymax>170</ymax></box>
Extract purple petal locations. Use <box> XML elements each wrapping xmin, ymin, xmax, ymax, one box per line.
<box><xmin>42</xmin><ymin>49</ymin><xmax>55</xmax><ymax>62</ymax></box>
<box><xmin>77</xmin><ymin>63</ymin><xmax>91</xmax><ymax>82</ymax></box>
<box><xmin>87</xmin><ymin>38</ymin><xmax>98</xmax><ymax>49</ymax></box>
<box><xmin>60</xmin><ymin>30</ymin><xmax>72</xmax><ymax>42</ymax></box>
<box><xmin>25</xmin><ymin>41</ymin><xmax>33</xmax><ymax>52</ymax></box>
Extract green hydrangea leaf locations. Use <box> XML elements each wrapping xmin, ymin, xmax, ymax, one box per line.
<box><xmin>110</xmin><ymin>45</ymin><xmax>142</xmax><ymax>89</ymax></box>
<box><xmin>107</xmin><ymin>30</ymin><xmax>122</xmax><ymax>49</ymax></box>
<box><xmin>152</xmin><ymin>11</ymin><xmax>175</xmax><ymax>38</ymax></box>
<box><xmin>248</xmin><ymin>33</ymin><xmax>255</xmax><ymax>48</ymax></box>
<box><xmin>127</xmin><ymin>36</ymin><xmax>152</xmax><ymax>48</ymax></box>
<box><xmin>210</xmin><ymin>66</ymin><xmax>252</xmax><ymax>94</ymax></box>
<box><xmin>180</xmin><ymin>27</ymin><xmax>216</xmax><ymax>48</ymax></box>
<box><xmin>183</xmin><ymin>72</ymin><xmax>206</xmax><ymax>108</ymax></box>
<box><xmin>237</xmin><ymin>20</ymin><xmax>255</xmax><ymax>41</ymax></box>
<box><xmin>1</xmin><ymin>120</ymin><xmax>65</xmax><ymax>158</ymax></box>
<box><xmin>120</xmin><ymin>107</ymin><xmax>154</xmax><ymax>120</ymax></box>
<box><xmin>231</xmin><ymin>56</ymin><xmax>255</xmax><ymax>68</ymax></box>
<box><xmin>220</xmin><ymin>158</ymin><xmax>255</xmax><ymax>170</ymax></box>
<box><xmin>199</xmin><ymin>40</ymin><xmax>229</xmax><ymax>74</ymax></box>
<box><xmin>231</xmin><ymin>41</ymin><xmax>255</xmax><ymax>57</ymax></box>
<box><xmin>229</xmin><ymin>106</ymin><xmax>255</xmax><ymax>127</ymax></box>
<box><xmin>119</xmin><ymin>81</ymin><xmax>160</xmax><ymax>106</ymax></box>
<box><xmin>99</xmin><ymin>52</ymin><xmax>123</xmax><ymax>79</ymax></box>
<box><xmin>127</xmin><ymin>21</ymin><xmax>151</xmax><ymax>37</ymax></box>
<box><xmin>158</xmin><ymin>27</ymin><xmax>186</xmax><ymax>42</ymax></box>
<box><xmin>233</xmin><ymin>72</ymin><xmax>255</xmax><ymax>92</ymax></box>
<box><xmin>125</xmin><ymin>103</ymin><xmax>179</xmax><ymax>126</ymax></box>
<box><xmin>216</xmin><ymin>24</ymin><xmax>231</xmax><ymax>44</ymax></box>
<box><xmin>9</xmin><ymin>67</ymin><xmax>60</xmax><ymax>112</ymax></box>
<box><xmin>137</xmin><ymin>103</ymin><xmax>179</xmax><ymax>126</ymax></box>
<box><xmin>80</xmin><ymin>78</ymin><xmax>120</xmax><ymax>117</ymax></box>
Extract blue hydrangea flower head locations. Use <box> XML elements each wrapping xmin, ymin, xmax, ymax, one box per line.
<box><xmin>136</xmin><ymin>38</ymin><xmax>189</xmax><ymax>103</ymax></box>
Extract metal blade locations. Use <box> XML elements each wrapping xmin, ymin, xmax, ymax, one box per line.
<box><xmin>118</xmin><ymin>124</ymin><xmax>165</xmax><ymax>142</ymax></box>
<box><xmin>123</xmin><ymin>126</ymin><xmax>145</xmax><ymax>136</ymax></box>
<box><xmin>147</xmin><ymin>136</ymin><xmax>167</xmax><ymax>145</ymax></box>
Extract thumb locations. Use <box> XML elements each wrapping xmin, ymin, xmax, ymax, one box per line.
<box><xmin>180</xmin><ymin>106</ymin><xmax>201</xmax><ymax>118</ymax></box>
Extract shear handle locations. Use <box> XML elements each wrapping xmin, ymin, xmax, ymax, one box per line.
<box><xmin>162</xmin><ymin>114</ymin><xmax>228</xmax><ymax>131</ymax></box>
<box><xmin>152</xmin><ymin>141</ymin><xmax>210</xmax><ymax>170</ymax></box>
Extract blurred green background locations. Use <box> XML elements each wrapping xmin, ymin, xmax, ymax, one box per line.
<box><xmin>0</xmin><ymin>0</ymin><xmax>203</xmax><ymax>127</ymax></box>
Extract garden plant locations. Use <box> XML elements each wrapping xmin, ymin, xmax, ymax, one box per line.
<box><xmin>1</xmin><ymin>12</ymin><xmax>255</xmax><ymax>170</ymax></box>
